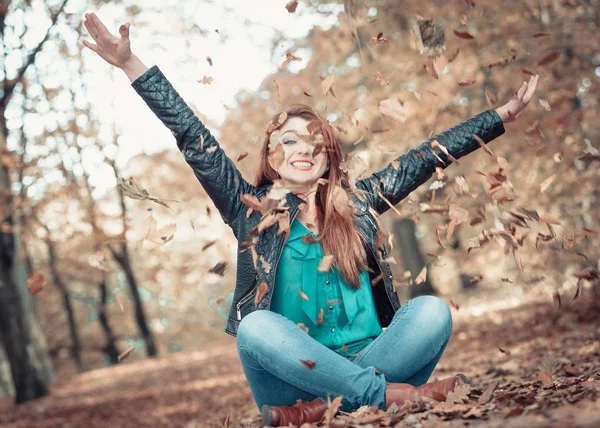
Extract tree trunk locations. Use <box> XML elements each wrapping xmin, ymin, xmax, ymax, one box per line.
<box><xmin>0</xmin><ymin>267</ymin><xmax>49</xmax><ymax>403</ymax></box>
<box><xmin>112</xmin><ymin>247</ymin><xmax>157</xmax><ymax>357</ymax></box>
<box><xmin>393</xmin><ymin>218</ymin><xmax>438</xmax><ymax>297</ymax></box>
<box><xmin>46</xmin><ymin>238</ymin><xmax>85</xmax><ymax>373</ymax></box>
<box><xmin>97</xmin><ymin>278</ymin><xmax>121</xmax><ymax>364</ymax></box>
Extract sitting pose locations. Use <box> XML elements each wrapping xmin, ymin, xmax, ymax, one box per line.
<box><xmin>83</xmin><ymin>12</ymin><xmax>538</xmax><ymax>426</ymax></box>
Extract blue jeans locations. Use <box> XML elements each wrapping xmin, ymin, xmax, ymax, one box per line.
<box><xmin>236</xmin><ymin>295</ymin><xmax>452</xmax><ymax>412</ymax></box>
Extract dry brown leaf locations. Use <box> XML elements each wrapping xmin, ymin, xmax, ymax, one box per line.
<box><xmin>540</xmin><ymin>174</ymin><xmax>556</xmax><ymax>193</ymax></box>
<box><xmin>478</xmin><ymin>380</ymin><xmax>499</xmax><ymax>405</ymax></box>
<box><xmin>118</xmin><ymin>345</ymin><xmax>135</xmax><ymax>362</ymax></box>
<box><xmin>535</xmin><ymin>50</ymin><xmax>560</xmax><ymax>67</ymax></box>
<box><xmin>285</xmin><ymin>0</ymin><xmax>298</xmax><ymax>13</ymax></box>
<box><xmin>415</xmin><ymin>266</ymin><xmax>427</xmax><ymax>284</ymax></box>
<box><xmin>300</xmin><ymin>359</ymin><xmax>316</xmax><ymax>369</ymax></box>
<box><xmin>27</xmin><ymin>273</ymin><xmax>46</xmax><ymax>295</ymax></box>
<box><xmin>316</xmin><ymin>308</ymin><xmax>325</xmax><ymax>325</ymax></box>
<box><xmin>202</xmin><ymin>240</ymin><xmax>217</xmax><ymax>251</ymax></box>
<box><xmin>379</xmin><ymin>98</ymin><xmax>407</xmax><ymax>122</ymax></box>
<box><xmin>318</xmin><ymin>255</ymin><xmax>335</xmax><ymax>272</ymax></box>
<box><xmin>118</xmin><ymin>177</ymin><xmax>175</xmax><ymax>210</ymax></box>
<box><xmin>324</xmin><ymin>395</ymin><xmax>343</xmax><ymax>424</ymax></box>
<box><xmin>321</xmin><ymin>74</ymin><xmax>336</xmax><ymax>97</ymax></box>
<box><xmin>254</xmin><ymin>282</ymin><xmax>268</xmax><ymax>305</ymax></box>
<box><xmin>199</xmin><ymin>75</ymin><xmax>213</xmax><ymax>85</ymax></box>
<box><xmin>206</xmin><ymin>56</ymin><xmax>213</xmax><ymax>66</ymax></box>
<box><xmin>450</xmin><ymin>298</ymin><xmax>460</xmax><ymax>310</ymax></box>
<box><xmin>453</xmin><ymin>29</ymin><xmax>475</xmax><ymax>39</ymax></box>
<box><xmin>142</xmin><ymin>214</ymin><xmax>177</xmax><ymax>250</ymax></box>
<box><xmin>240</xmin><ymin>194</ymin><xmax>262</xmax><ymax>212</ymax></box>
<box><xmin>298</xmin><ymin>289</ymin><xmax>309</xmax><ymax>301</ymax></box>
<box><xmin>279</xmin><ymin>51</ymin><xmax>302</xmax><ymax>71</ymax></box>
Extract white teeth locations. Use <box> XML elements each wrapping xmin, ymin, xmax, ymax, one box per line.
<box><xmin>292</xmin><ymin>162</ymin><xmax>312</xmax><ymax>168</ymax></box>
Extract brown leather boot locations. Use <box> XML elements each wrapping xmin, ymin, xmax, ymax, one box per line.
<box><xmin>385</xmin><ymin>374</ymin><xmax>468</xmax><ymax>408</ymax></box>
<box><xmin>261</xmin><ymin>397</ymin><xmax>328</xmax><ymax>427</ymax></box>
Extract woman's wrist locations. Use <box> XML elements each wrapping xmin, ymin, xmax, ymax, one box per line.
<box><xmin>121</xmin><ymin>54</ymin><xmax>148</xmax><ymax>83</ymax></box>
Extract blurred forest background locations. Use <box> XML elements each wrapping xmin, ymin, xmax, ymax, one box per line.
<box><xmin>1</xmin><ymin>0</ymin><xmax>599</xmax><ymax>426</ymax></box>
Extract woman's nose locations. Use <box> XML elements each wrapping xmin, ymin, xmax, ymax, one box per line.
<box><xmin>295</xmin><ymin>139</ymin><xmax>314</xmax><ymax>155</ymax></box>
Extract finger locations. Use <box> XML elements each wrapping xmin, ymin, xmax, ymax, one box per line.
<box><xmin>83</xmin><ymin>17</ymin><xmax>95</xmax><ymax>37</ymax></box>
<box><xmin>119</xmin><ymin>22</ymin><xmax>130</xmax><ymax>39</ymax></box>
<box><xmin>90</xmin><ymin>12</ymin><xmax>111</xmax><ymax>35</ymax></box>
<box><xmin>82</xmin><ymin>39</ymin><xmax>98</xmax><ymax>53</ymax></box>
<box><xmin>523</xmin><ymin>74</ymin><xmax>539</xmax><ymax>103</ymax></box>
<box><xmin>517</xmin><ymin>81</ymin><xmax>528</xmax><ymax>100</ymax></box>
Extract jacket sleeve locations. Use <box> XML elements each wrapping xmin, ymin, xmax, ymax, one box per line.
<box><xmin>131</xmin><ymin>65</ymin><xmax>253</xmax><ymax>229</ymax></box>
<box><xmin>355</xmin><ymin>109</ymin><xmax>505</xmax><ymax>215</ymax></box>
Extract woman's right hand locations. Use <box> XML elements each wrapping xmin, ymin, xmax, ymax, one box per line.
<box><xmin>82</xmin><ymin>12</ymin><xmax>132</xmax><ymax>69</ymax></box>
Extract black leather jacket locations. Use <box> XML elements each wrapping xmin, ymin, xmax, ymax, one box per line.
<box><xmin>132</xmin><ymin>66</ymin><xmax>505</xmax><ymax>337</ymax></box>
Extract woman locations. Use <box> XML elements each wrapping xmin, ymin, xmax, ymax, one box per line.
<box><xmin>82</xmin><ymin>12</ymin><xmax>538</xmax><ymax>426</ymax></box>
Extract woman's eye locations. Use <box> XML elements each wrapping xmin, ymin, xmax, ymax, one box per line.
<box><xmin>283</xmin><ymin>140</ymin><xmax>296</xmax><ymax>145</ymax></box>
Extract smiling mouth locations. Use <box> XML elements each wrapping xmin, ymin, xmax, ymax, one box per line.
<box><xmin>290</xmin><ymin>161</ymin><xmax>314</xmax><ymax>170</ymax></box>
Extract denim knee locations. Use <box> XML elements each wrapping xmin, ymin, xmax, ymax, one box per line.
<box><xmin>411</xmin><ymin>295</ymin><xmax>452</xmax><ymax>340</ymax></box>
<box><xmin>236</xmin><ymin>310</ymin><xmax>273</xmax><ymax>350</ymax></box>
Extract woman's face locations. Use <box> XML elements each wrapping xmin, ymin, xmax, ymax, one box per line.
<box><xmin>273</xmin><ymin>116</ymin><xmax>328</xmax><ymax>188</ymax></box>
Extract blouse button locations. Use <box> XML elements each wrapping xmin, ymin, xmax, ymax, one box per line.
<box><xmin>325</xmin><ymin>280</ymin><xmax>331</xmax><ymax>284</ymax></box>
<box><xmin>329</xmin><ymin>305</ymin><xmax>334</xmax><ymax>310</ymax></box>
<box><xmin>330</xmin><ymin>328</ymin><xmax>335</xmax><ymax>333</ymax></box>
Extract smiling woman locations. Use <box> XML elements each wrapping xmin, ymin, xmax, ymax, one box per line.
<box><xmin>82</xmin><ymin>10</ymin><xmax>538</xmax><ymax>426</ymax></box>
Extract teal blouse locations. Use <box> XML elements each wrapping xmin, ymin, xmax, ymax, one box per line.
<box><xmin>270</xmin><ymin>220</ymin><xmax>383</xmax><ymax>357</ymax></box>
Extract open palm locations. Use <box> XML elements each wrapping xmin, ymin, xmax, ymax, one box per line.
<box><xmin>82</xmin><ymin>12</ymin><xmax>132</xmax><ymax>69</ymax></box>
<box><xmin>495</xmin><ymin>74</ymin><xmax>540</xmax><ymax>123</ymax></box>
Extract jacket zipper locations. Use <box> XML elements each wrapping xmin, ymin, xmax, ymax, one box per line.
<box><xmin>236</xmin><ymin>276</ymin><xmax>258</xmax><ymax>320</ymax></box>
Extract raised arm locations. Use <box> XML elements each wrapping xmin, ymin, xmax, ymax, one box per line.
<box><xmin>82</xmin><ymin>13</ymin><xmax>253</xmax><ymax>232</ymax></box>
<box><xmin>356</xmin><ymin>75</ymin><xmax>539</xmax><ymax>215</ymax></box>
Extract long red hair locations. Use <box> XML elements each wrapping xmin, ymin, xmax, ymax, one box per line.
<box><xmin>255</xmin><ymin>104</ymin><xmax>368</xmax><ymax>289</ymax></box>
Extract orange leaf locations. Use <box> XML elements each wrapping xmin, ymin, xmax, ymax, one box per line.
<box><xmin>118</xmin><ymin>345</ymin><xmax>135</xmax><ymax>362</ymax></box>
<box><xmin>318</xmin><ymin>255</ymin><xmax>335</xmax><ymax>272</ymax></box>
<box><xmin>27</xmin><ymin>273</ymin><xmax>46</xmax><ymax>295</ymax></box>
<box><xmin>453</xmin><ymin>29</ymin><xmax>475</xmax><ymax>39</ymax></box>
<box><xmin>285</xmin><ymin>0</ymin><xmax>298</xmax><ymax>13</ymax></box>
<box><xmin>254</xmin><ymin>282</ymin><xmax>268</xmax><ymax>305</ymax></box>
<box><xmin>300</xmin><ymin>359</ymin><xmax>316</xmax><ymax>369</ymax></box>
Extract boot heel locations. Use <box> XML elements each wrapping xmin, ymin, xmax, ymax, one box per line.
<box><xmin>261</xmin><ymin>404</ymin><xmax>275</xmax><ymax>426</ymax></box>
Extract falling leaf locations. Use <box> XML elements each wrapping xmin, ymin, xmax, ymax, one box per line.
<box><xmin>268</xmin><ymin>143</ymin><xmax>285</xmax><ymax>170</ymax></box>
<box><xmin>540</xmin><ymin>174</ymin><xmax>556</xmax><ymax>193</ymax></box>
<box><xmin>298</xmin><ymin>289</ymin><xmax>309</xmax><ymax>301</ymax></box>
<box><xmin>300</xmin><ymin>359</ymin><xmax>316</xmax><ymax>369</ymax></box>
<box><xmin>297</xmin><ymin>323</ymin><xmax>309</xmax><ymax>333</ymax></box>
<box><xmin>535</xmin><ymin>50</ymin><xmax>560</xmax><ymax>66</ymax></box>
<box><xmin>88</xmin><ymin>250</ymin><xmax>109</xmax><ymax>271</ymax></box>
<box><xmin>316</xmin><ymin>308</ymin><xmax>325</xmax><ymax>325</ymax></box>
<box><xmin>379</xmin><ymin>98</ymin><xmax>407</xmax><ymax>122</ymax></box>
<box><xmin>373</xmin><ymin>72</ymin><xmax>389</xmax><ymax>86</ymax></box>
<box><xmin>450</xmin><ymin>298</ymin><xmax>460</xmax><ymax>310</ymax></box>
<box><xmin>505</xmin><ymin>407</ymin><xmax>524</xmax><ymax>418</ymax></box>
<box><xmin>254</xmin><ymin>282</ymin><xmax>268</xmax><ymax>305</ymax></box>
<box><xmin>415</xmin><ymin>266</ymin><xmax>427</xmax><ymax>284</ymax></box>
<box><xmin>285</xmin><ymin>0</ymin><xmax>298</xmax><ymax>13</ymax></box>
<box><xmin>539</xmin><ymin>99</ymin><xmax>551</xmax><ymax>111</ymax></box>
<box><xmin>236</xmin><ymin>152</ymin><xmax>248</xmax><ymax>162</ymax></box>
<box><xmin>279</xmin><ymin>51</ymin><xmax>302</xmax><ymax>71</ymax></box>
<box><xmin>425</xmin><ymin>55</ymin><xmax>447</xmax><ymax>79</ymax></box>
<box><xmin>432</xmin><ymin>140</ymin><xmax>459</xmax><ymax>164</ymax></box>
<box><xmin>199</xmin><ymin>75</ymin><xmax>213</xmax><ymax>85</ymax></box>
<box><xmin>318</xmin><ymin>255</ymin><xmax>335</xmax><ymax>272</ymax></box>
<box><xmin>27</xmin><ymin>273</ymin><xmax>46</xmax><ymax>295</ymax></box>
<box><xmin>453</xmin><ymin>29</ymin><xmax>475</xmax><ymax>39</ymax></box>
<box><xmin>202</xmin><ymin>240</ymin><xmax>217</xmax><ymax>251</ymax></box>
<box><xmin>209</xmin><ymin>261</ymin><xmax>228</xmax><ymax>277</ymax></box>
<box><xmin>118</xmin><ymin>177</ymin><xmax>175</xmax><ymax>210</ymax></box>
<box><xmin>118</xmin><ymin>345</ymin><xmax>135</xmax><ymax>362</ymax></box>
<box><xmin>321</xmin><ymin>74</ymin><xmax>336</xmax><ymax>97</ymax></box>
<box><xmin>370</xmin><ymin>32</ymin><xmax>390</xmax><ymax>44</ymax></box>
<box><xmin>553</xmin><ymin>291</ymin><xmax>561</xmax><ymax>309</ymax></box>
<box><xmin>499</xmin><ymin>347</ymin><xmax>512</xmax><ymax>357</ymax></box>
<box><xmin>324</xmin><ymin>396</ymin><xmax>343</xmax><ymax>424</ymax></box>
<box><xmin>473</xmin><ymin>134</ymin><xmax>494</xmax><ymax>156</ymax></box>
<box><xmin>240</xmin><ymin>194</ymin><xmax>262</xmax><ymax>212</ymax></box>
<box><xmin>142</xmin><ymin>214</ymin><xmax>177</xmax><ymax>249</ymax></box>
<box><xmin>460</xmin><ymin>14</ymin><xmax>468</xmax><ymax>26</ymax></box>
<box><xmin>206</xmin><ymin>56</ymin><xmax>213</xmax><ymax>66</ymax></box>
<box><xmin>221</xmin><ymin>413</ymin><xmax>230</xmax><ymax>428</ymax></box>
<box><xmin>488</xmin><ymin>55</ymin><xmax>516</xmax><ymax>69</ymax></box>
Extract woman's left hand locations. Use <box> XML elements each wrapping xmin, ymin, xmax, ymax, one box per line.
<box><xmin>494</xmin><ymin>74</ymin><xmax>539</xmax><ymax>123</ymax></box>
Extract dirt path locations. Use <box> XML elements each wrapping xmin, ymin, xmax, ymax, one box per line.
<box><xmin>1</xmin><ymin>294</ymin><xmax>598</xmax><ymax>427</ymax></box>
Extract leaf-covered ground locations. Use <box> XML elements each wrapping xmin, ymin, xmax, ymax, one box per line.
<box><xmin>1</xmin><ymin>292</ymin><xmax>599</xmax><ymax>428</ymax></box>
